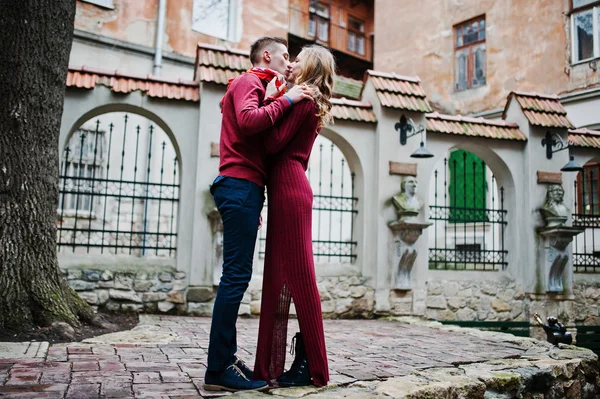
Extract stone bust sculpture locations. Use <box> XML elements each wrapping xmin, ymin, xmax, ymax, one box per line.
<box><xmin>392</xmin><ymin>176</ymin><xmax>423</xmax><ymax>221</ymax></box>
<box><xmin>539</xmin><ymin>184</ymin><xmax>569</xmax><ymax>227</ymax></box>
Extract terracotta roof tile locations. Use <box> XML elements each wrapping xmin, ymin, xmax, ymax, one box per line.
<box><xmin>196</xmin><ymin>65</ymin><xmax>245</xmax><ymax>85</ymax></box>
<box><xmin>66</xmin><ymin>69</ymin><xmax>97</xmax><ymax>89</ymax></box>
<box><xmin>67</xmin><ymin>66</ymin><xmax>199</xmax><ymax>101</ymax></box>
<box><xmin>522</xmin><ymin>110</ymin><xmax>573</xmax><ymax>129</ymax></box>
<box><xmin>569</xmin><ymin>128</ymin><xmax>600</xmax><ymax>149</ymax></box>
<box><xmin>330</xmin><ymin>98</ymin><xmax>376</xmax><ymax>123</ymax></box>
<box><xmin>366</xmin><ymin>70</ymin><xmax>432</xmax><ymax>113</ymax></box>
<box><xmin>195</xmin><ymin>43</ymin><xmax>251</xmax><ymax>84</ymax></box>
<box><xmin>426</xmin><ymin>112</ymin><xmax>526</xmax><ymax>141</ymax></box>
<box><xmin>504</xmin><ymin>92</ymin><xmax>574</xmax><ymax>128</ymax></box>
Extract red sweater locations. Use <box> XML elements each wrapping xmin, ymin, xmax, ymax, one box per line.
<box><xmin>218</xmin><ymin>73</ymin><xmax>292</xmax><ymax>187</ymax></box>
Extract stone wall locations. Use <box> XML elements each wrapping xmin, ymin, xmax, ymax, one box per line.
<box><xmin>423</xmin><ymin>279</ymin><xmax>600</xmax><ymax>327</ymax></box>
<box><xmin>572</xmin><ymin>282</ymin><xmax>600</xmax><ymax>325</ymax></box>
<box><xmin>62</xmin><ymin>266</ymin><xmax>189</xmax><ymax>314</ymax></box>
<box><xmin>424</xmin><ymin>280</ymin><xmax>527</xmax><ymax>322</ymax></box>
<box><xmin>63</xmin><ymin>265</ymin><xmax>377</xmax><ymax>318</ymax></box>
<box><xmin>64</xmin><ymin>264</ymin><xmax>600</xmax><ymax>332</ymax></box>
<box><xmin>186</xmin><ymin>275</ymin><xmax>377</xmax><ymax>318</ymax></box>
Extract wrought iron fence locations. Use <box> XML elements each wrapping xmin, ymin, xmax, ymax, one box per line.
<box><xmin>258</xmin><ymin>137</ymin><xmax>358</xmax><ymax>263</ymax></box>
<box><xmin>573</xmin><ymin>167</ymin><xmax>600</xmax><ymax>273</ymax></box>
<box><xmin>429</xmin><ymin>151</ymin><xmax>507</xmax><ymax>271</ymax></box>
<box><xmin>57</xmin><ymin>115</ymin><xmax>180</xmax><ymax>256</ymax></box>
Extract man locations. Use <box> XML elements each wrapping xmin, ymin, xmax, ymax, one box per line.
<box><xmin>204</xmin><ymin>37</ymin><xmax>311</xmax><ymax>392</ymax></box>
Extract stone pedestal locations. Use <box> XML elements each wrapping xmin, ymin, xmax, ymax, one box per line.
<box><xmin>537</xmin><ymin>226</ymin><xmax>583</xmax><ymax>293</ymax></box>
<box><xmin>388</xmin><ymin>221</ymin><xmax>432</xmax><ymax>290</ymax></box>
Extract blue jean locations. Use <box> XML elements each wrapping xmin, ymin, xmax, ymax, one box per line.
<box><xmin>207</xmin><ymin>176</ymin><xmax>264</xmax><ymax>372</ymax></box>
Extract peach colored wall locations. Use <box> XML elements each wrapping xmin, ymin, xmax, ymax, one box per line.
<box><xmin>75</xmin><ymin>0</ymin><xmax>289</xmax><ymax>58</ymax></box>
<box><xmin>75</xmin><ymin>0</ymin><xmax>158</xmax><ymax>48</ymax></box>
<box><xmin>374</xmin><ymin>0</ymin><xmax>600</xmax><ymax>114</ymax></box>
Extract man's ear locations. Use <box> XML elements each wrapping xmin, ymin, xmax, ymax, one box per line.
<box><xmin>263</xmin><ymin>49</ymin><xmax>271</xmax><ymax>63</ymax></box>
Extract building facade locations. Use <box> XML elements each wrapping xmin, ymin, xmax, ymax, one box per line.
<box><xmin>72</xmin><ymin>0</ymin><xmax>374</xmax><ymax>81</ymax></box>
<box><xmin>59</xmin><ymin>1</ymin><xmax>600</xmax><ymax>332</ymax></box>
<box><xmin>374</xmin><ymin>0</ymin><xmax>600</xmax><ymax>124</ymax></box>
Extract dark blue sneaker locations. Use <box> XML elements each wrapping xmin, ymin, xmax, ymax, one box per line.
<box><xmin>233</xmin><ymin>356</ymin><xmax>254</xmax><ymax>380</ymax></box>
<box><xmin>204</xmin><ymin>364</ymin><xmax>269</xmax><ymax>392</ymax></box>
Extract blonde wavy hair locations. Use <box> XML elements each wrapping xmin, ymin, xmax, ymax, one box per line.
<box><xmin>294</xmin><ymin>45</ymin><xmax>337</xmax><ymax>127</ymax></box>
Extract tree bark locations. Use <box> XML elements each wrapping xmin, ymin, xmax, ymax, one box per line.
<box><xmin>0</xmin><ymin>0</ymin><xmax>96</xmax><ymax>331</ymax></box>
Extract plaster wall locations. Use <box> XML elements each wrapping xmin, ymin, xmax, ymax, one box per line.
<box><xmin>374</xmin><ymin>0</ymin><xmax>600</xmax><ymax>115</ymax></box>
<box><xmin>75</xmin><ymin>0</ymin><xmax>289</xmax><ymax>59</ymax></box>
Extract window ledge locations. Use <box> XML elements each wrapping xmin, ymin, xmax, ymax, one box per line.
<box><xmin>80</xmin><ymin>0</ymin><xmax>115</xmax><ymax>10</ymax></box>
<box><xmin>454</xmin><ymin>83</ymin><xmax>488</xmax><ymax>94</ymax></box>
<box><xmin>571</xmin><ymin>57</ymin><xmax>600</xmax><ymax>67</ymax></box>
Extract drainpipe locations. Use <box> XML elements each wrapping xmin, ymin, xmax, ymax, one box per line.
<box><xmin>153</xmin><ymin>0</ymin><xmax>167</xmax><ymax>76</ymax></box>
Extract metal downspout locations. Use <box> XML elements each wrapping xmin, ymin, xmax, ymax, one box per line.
<box><xmin>153</xmin><ymin>0</ymin><xmax>167</xmax><ymax>76</ymax></box>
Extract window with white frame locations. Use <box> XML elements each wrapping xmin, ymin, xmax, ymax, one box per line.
<box><xmin>454</xmin><ymin>16</ymin><xmax>486</xmax><ymax>91</ymax></box>
<box><xmin>571</xmin><ymin>0</ymin><xmax>600</xmax><ymax>63</ymax></box>
<box><xmin>192</xmin><ymin>0</ymin><xmax>237</xmax><ymax>41</ymax></box>
<box><xmin>59</xmin><ymin>129</ymin><xmax>105</xmax><ymax>216</ymax></box>
<box><xmin>80</xmin><ymin>0</ymin><xmax>114</xmax><ymax>9</ymax></box>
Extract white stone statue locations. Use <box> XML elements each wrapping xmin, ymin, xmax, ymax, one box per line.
<box><xmin>539</xmin><ymin>184</ymin><xmax>569</xmax><ymax>227</ymax></box>
<box><xmin>392</xmin><ymin>176</ymin><xmax>423</xmax><ymax>221</ymax></box>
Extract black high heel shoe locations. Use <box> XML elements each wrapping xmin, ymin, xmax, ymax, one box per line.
<box><xmin>277</xmin><ymin>332</ymin><xmax>312</xmax><ymax>387</ymax></box>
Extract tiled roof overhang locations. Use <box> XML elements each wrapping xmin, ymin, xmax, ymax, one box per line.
<box><xmin>194</xmin><ymin>43</ymin><xmax>251</xmax><ymax>85</ymax></box>
<box><xmin>426</xmin><ymin>112</ymin><xmax>527</xmax><ymax>141</ymax></box>
<box><xmin>503</xmin><ymin>92</ymin><xmax>574</xmax><ymax>129</ymax></box>
<box><xmin>67</xmin><ymin>66</ymin><xmax>199</xmax><ymax>101</ymax></box>
<box><xmin>569</xmin><ymin>128</ymin><xmax>600</xmax><ymax>149</ymax></box>
<box><xmin>366</xmin><ymin>70</ymin><xmax>432</xmax><ymax>113</ymax></box>
<box><xmin>330</xmin><ymin>98</ymin><xmax>377</xmax><ymax>123</ymax></box>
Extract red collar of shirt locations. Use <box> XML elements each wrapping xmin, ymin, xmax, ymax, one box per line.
<box><xmin>220</xmin><ymin>67</ymin><xmax>287</xmax><ymax>110</ymax></box>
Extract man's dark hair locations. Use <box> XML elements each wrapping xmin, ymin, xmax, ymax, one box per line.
<box><xmin>249</xmin><ymin>37</ymin><xmax>288</xmax><ymax>65</ymax></box>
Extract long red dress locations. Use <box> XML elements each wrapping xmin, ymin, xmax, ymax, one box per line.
<box><xmin>254</xmin><ymin>100</ymin><xmax>329</xmax><ymax>387</ymax></box>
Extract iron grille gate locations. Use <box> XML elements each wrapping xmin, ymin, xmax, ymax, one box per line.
<box><xmin>573</xmin><ymin>167</ymin><xmax>600</xmax><ymax>273</ymax></box>
<box><xmin>429</xmin><ymin>151</ymin><xmax>507</xmax><ymax>271</ymax></box>
<box><xmin>258</xmin><ymin>138</ymin><xmax>358</xmax><ymax>263</ymax></box>
<box><xmin>57</xmin><ymin>115</ymin><xmax>180</xmax><ymax>256</ymax></box>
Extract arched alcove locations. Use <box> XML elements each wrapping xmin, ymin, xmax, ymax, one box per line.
<box><xmin>426</xmin><ymin>142</ymin><xmax>516</xmax><ymax>272</ymax></box>
<box><xmin>257</xmin><ymin>127</ymin><xmax>366</xmax><ymax>267</ymax></box>
<box><xmin>58</xmin><ymin>110</ymin><xmax>181</xmax><ymax>258</ymax></box>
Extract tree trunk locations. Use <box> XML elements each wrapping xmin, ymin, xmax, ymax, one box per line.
<box><xmin>0</xmin><ymin>0</ymin><xmax>96</xmax><ymax>331</ymax></box>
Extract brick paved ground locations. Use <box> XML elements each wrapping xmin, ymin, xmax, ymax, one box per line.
<box><xmin>0</xmin><ymin>315</ymin><xmax>589</xmax><ymax>398</ymax></box>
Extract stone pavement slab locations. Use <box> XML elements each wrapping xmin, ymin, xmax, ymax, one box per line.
<box><xmin>0</xmin><ymin>315</ymin><xmax>597</xmax><ymax>398</ymax></box>
<box><xmin>0</xmin><ymin>341</ymin><xmax>49</xmax><ymax>359</ymax></box>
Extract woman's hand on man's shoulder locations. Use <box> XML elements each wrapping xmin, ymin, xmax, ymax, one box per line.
<box><xmin>285</xmin><ymin>84</ymin><xmax>314</xmax><ymax>104</ymax></box>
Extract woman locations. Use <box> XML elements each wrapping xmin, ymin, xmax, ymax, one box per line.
<box><xmin>254</xmin><ymin>45</ymin><xmax>336</xmax><ymax>388</ymax></box>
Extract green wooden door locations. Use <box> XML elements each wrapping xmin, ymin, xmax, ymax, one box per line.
<box><xmin>449</xmin><ymin>150</ymin><xmax>487</xmax><ymax>222</ymax></box>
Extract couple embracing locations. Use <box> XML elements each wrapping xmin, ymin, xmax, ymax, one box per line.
<box><xmin>204</xmin><ymin>37</ymin><xmax>336</xmax><ymax>392</ymax></box>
